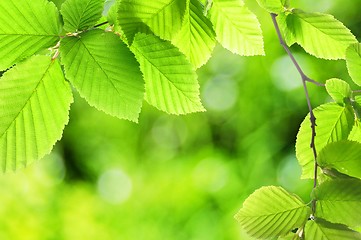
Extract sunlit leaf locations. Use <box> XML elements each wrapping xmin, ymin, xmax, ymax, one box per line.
<box><xmin>256</xmin><ymin>0</ymin><xmax>285</xmax><ymax>14</ymax></box>
<box><xmin>60</xmin><ymin>29</ymin><xmax>144</xmax><ymax>122</ymax></box>
<box><xmin>0</xmin><ymin>0</ymin><xmax>61</xmax><ymax>71</ymax></box>
<box><xmin>305</xmin><ymin>218</ymin><xmax>361</xmax><ymax>239</ymax></box>
<box><xmin>348</xmin><ymin>120</ymin><xmax>361</xmax><ymax>143</ymax></box>
<box><xmin>313</xmin><ymin>179</ymin><xmax>361</xmax><ymax>227</ymax></box>
<box><xmin>318</xmin><ymin>140</ymin><xmax>361</xmax><ymax>180</ymax></box>
<box><xmin>325</xmin><ymin>78</ymin><xmax>352</xmax><ymax>105</ymax></box>
<box><xmin>172</xmin><ymin>0</ymin><xmax>216</xmax><ymax>68</ymax></box>
<box><xmin>346</xmin><ymin>43</ymin><xmax>361</xmax><ymax>86</ymax></box>
<box><xmin>61</xmin><ymin>0</ymin><xmax>104</xmax><ymax>32</ymax></box>
<box><xmin>117</xmin><ymin>0</ymin><xmax>186</xmax><ymax>42</ymax></box>
<box><xmin>235</xmin><ymin>186</ymin><xmax>310</xmax><ymax>239</ymax></box>
<box><xmin>296</xmin><ymin>103</ymin><xmax>354</xmax><ymax>179</ymax></box>
<box><xmin>280</xmin><ymin>9</ymin><xmax>357</xmax><ymax>60</ymax></box>
<box><xmin>131</xmin><ymin>33</ymin><xmax>205</xmax><ymax>115</ymax></box>
<box><xmin>0</xmin><ymin>55</ymin><xmax>73</xmax><ymax>172</ymax></box>
<box><xmin>209</xmin><ymin>0</ymin><xmax>265</xmax><ymax>56</ymax></box>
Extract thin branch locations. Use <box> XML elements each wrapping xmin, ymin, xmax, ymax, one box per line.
<box><xmin>94</xmin><ymin>21</ymin><xmax>109</xmax><ymax>28</ymax></box>
<box><xmin>270</xmin><ymin>13</ymin><xmax>319</xmax><ymax>215</ymax></box>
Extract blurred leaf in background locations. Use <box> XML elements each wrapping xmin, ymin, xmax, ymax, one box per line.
<box><xmin>1</xmin><ymin>0</ymin><xmax>360</xmax><ymax>239</ymax></box>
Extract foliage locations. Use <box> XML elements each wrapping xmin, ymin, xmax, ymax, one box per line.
<box><xmin>1</xmin><ymin>0</ymin><xmax>361</xmax><ymax>239</ymax></box>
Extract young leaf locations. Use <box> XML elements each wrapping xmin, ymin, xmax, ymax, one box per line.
<box><xmin>277</xmin><ymin>12</ymin><xmax>297</xmax><ymax>46</ymax></box>
<box><xmin>296</xmin><ymin>103</ymin><xmax>354</xmax><ymax>179</ymax></box>
<box><xmin>280</xmin><ymin>9</ymin><xmax>357</xmax><ymax>60</ymax></box>
<box><xmin>60</xmin><ymin>0</ymin><xmax>104</xmax><ymax>32</ymax></box>
<box><xmin>235</xmin><ymin>186</ymin><xmax>310</xmax><ymax>239</ymax></box>
<box><xmin>305</xmin><ymin>218</ymin><xmax>361</xmax><ymax>239</ymax></box>
<box><xmin>0</xmin><ymin>55</ymin><xmax>73</xmax><ymax>172</ymax></box>
<box><xmin>209</xmin><ymin>0</ymin><xmax>265</xmax><ymax>56</ymax></box>
<box><xmin>318</xmin><ymin>140</ymin><xmax>361</xmax><ymax>180</ymax></box>
<box><xmin>131</xmin><ymin>33</ymin><xmax>205</xmax><ymax>115</ymax></box>
<box><xmin>313</xmin><ymin>179</ymin><xmax>361</xmax><ymax>227</ymax></box>
<box><xmin>325</xmin><ymin>78</ymin><xmax>352</xmax><ymax>105</ymax></box>
<box><xmin>0</xmin><ymin>0</ymin><xmax>61</xmax><ymax>71</ymax></box>
<box><xmin>346</xmin><ymin>43</ymin><xmax>361</xmax><ymax>86</ymax></box>
<box><xmin>60</xmin><ymin>29</ymin><xmax>144</xmax><ymax>122</ymax></box>
<box><xmin>117</xmin><ymin>0</ymin><xmax>186</xmax><ymax>42</ymax></box>
<box><xmin>172</xmin><ymin>0</ymin><xmax>216</xmax><ymax>68</ymax></box>
<box><xmin>256</xmin><ymin>0</ymin><xmax>285</xmax><ymax>14</ymax></box>
<box><xmin>348</xmin><ymin>120</ymin><xmax>361</xmax><ymax>143</ymax></box>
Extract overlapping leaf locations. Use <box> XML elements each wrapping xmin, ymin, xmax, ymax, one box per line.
<box><xmin>313</xmin><ymin>179</ymin><xmax>361</xmax><ymax>227</ymax></box>
<box><xmin>118</xmin><ymin>0</ymin><xmax>186</xmax><ymax>42</ymax></box>
<box><xmin>346</xmin><ymin>43</ymin><xmax>361</xmax><ymax>86</ymax></box>
<box><xmin>61</xmin><ymin>0</ymin><xmax>104</xmax><ymax>32</ymax></box>
<box><xmin>209</xmin><ymin>0</ymin><xmax>265</xmax><ymax>56</ymax></box>
<box><xmin>60</xmin><ymin>29</ymin><xmax>144</xmax><ymax>122</ymax></box>
<box><xmin>235</xmin><ymin>186</ymin><xmax>310</xmax><ymax>239</ymax></box>
<box><xmin>348</xmin><ymin>120</ymin><xmax>361</xmax><ymax>143</ymax></box>
<box><xmin>325</xmin><ymin>78</ymin><xmax>352</xmax><ymax>105</ymax></box>
<box><xmin>305</xmin><ymin>219</ymin><xmax>361</xmax><ymax>239</ymax></box>
<box><xmin>172</xmin><ymin>0</ymin><xmax>216</xmax><ymax>68</ymax></box>
<box><xmin>0</xmin><ymin>55</ymin><xmax>73</xmax><ymax>172</ymax></box>
<box><xmin>256</xmin><ymin>0</ymin><xmax>285</xmax><ymax>14</ymax></box>
<box><xmin>131</xmin><ymin>33</ymin><xmax>205</xmax><ymax>115</ymax></box>
<box><xmin>280</xmin><ymin>9</ymin><xmax>357</xmax><ymax>60</ymax></box>
<box><xmin>0</xmin><ymin>0</ymin><xmax>61</xmax><ymax>71</ymax></box>
<box><xmin>318</xmin><ymin>140</ymin><xmax>361</xmax><ymax>180</ymax></box>
<box><xmin>296</xmin><ymin>103</ymin><xmax>355</xmax><ymax>179</ymax></box>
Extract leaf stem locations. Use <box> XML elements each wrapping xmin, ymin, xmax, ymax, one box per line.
<box><xmin>270</xmin><ymin>13</ymin><xmax>319</xmax><ymax>215</ymax></box>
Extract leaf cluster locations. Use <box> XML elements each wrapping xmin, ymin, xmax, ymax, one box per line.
<box><xmin>0</xmin><ymin>0</ymin><xmax>265</xmax><ymax>171</ymax></box>
<box><xmin>236</xmin><ymin>0</ymin><xmax>361</xmax><ymax>239</ymax></box>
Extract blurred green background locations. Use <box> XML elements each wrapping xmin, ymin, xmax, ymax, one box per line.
<box><xmin>1</xmin><ymin>0</ymin><xmax>360</xmax><ymax>239</ymax></box>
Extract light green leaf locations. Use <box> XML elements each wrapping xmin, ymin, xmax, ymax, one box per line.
<box><xmin>348</xmin><ymin>120</ymin><xmax>361</xmax><ymax>143</ymax></box>
<box><xmin>281</xmin><ymin>9</ymin><xmax>357</xmax><ymax>60</ymax></box>
<box><xmin>346</xmin><ymin>43</ymin><xmax>361</xmax><ymax>86</ymax></box>
<box><xmin>305</xmin><ymin>218</ymin><xmax>361</xmax><ymax>240</ymax></box>
<box><xmin>296</xmin><ymin>103</ymin><xmax>355</xmax><ymax>179</ymax></box>
<box><xmin>117</xmin><ymin>0</ymin><xmax>186</xmax><ymax>42</ymax></box>
<box><xmin>60</xmin><ymin>29</ymin><xmax>144</xmax><ymax>122</ymax></box>
<box><xmin>325</xmin><ymin>78</ymin><xmax>352</xmax><ymax>104</ymax></box>
<box><xmin>318</xmin><ymin>140</ymin><xmax>361</xmax><ymax>180</ymax></box>
<box><xmin>256</xmin><ymin>0</ymin><xmax>285</xmax><ymax>14</ymax></box>
<box><xmin>209</xmin><ymin>0</ymin><xmax>265</xmax><ymax>56</ymax></box>
<box><xmin>131</xmin><ymin>33</ymin><xmax>205</xmax><ymax>115</ymax></box>
<box><xmin>235</xmin><ymin>186</ymin><xmax>310</xmax><ymax>239</ymax></box>
<box><xmin>277</xmin><ymin>12</ymin><xmax>297</xmax><ymax>46</ymax></box>
<box><xmin>313</xmin><ymin>179</ymin><xmax>361</xmax><ymax>227</ymax></box>
<box><xmin>0</xmin><ymin>0</ymin><xmax>61</xmax><ymax>71</ymax></box>
<box><xmin>172</xmin><ymin>0</ymin><xmax>216</xmax><ymax>68</ymax></box>
<box><xmin>0</xmin><ymin>55</ymin><xmax>73</xmax><ymax>172</ymax></box>
<box><xmin>61</xmin><ymin>0</ymin><xmax>104</xmax><ymax>32</ymax></box>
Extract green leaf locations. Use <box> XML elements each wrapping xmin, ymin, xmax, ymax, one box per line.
<box><xmin>172</xmin><ymin>0</ymin><xmax>216</xmax><ymax>68</ymax></box>
<box><xmin>277</xmin><ymin>12</ymin><xmax>297</xmax><ymax>46</ymax></box>
<box><xmin>0</xmin><ymin>55</ymin><xmax>73</xmax><ymax>172</ymax></box>
<box><xmin>235</xmin><ymin>186</ymin><xmax>310</xmax><ymax>239</ymax></box>
<box><xmin>318</xmin><ymin>140</ymin><xmax>361</xmax><ymax>180</ymax></box>
<box><xmin>296</xmin><ymin>103</ymin><xmax>355</xmax><ymax>179</ymax></box>
<box><xmin>131</xmin><ymin>33</ymin><xmax>205</xmax><ymax>115</ymax></box>
<box><xmin>313</xmin><ymin>179</ymin><xmax>361</xmax><ymax>227</ymax></box>
<box><xmin>325</xmin><ymin>78</ymin><xmax>352</xmax><ymax>105</ymax></box>
<box><xmin>281</xmin><ymin>9</ymin><xmax>357</xmax><ymax>60</ymax></box>
<box><xmin>60</xmin><ymin>29</ymin><xmax>144</xmax><ymax>122</ymax></box>
<box><xmin>0</xmin><ymin>0</ymin><xmax>61</xmax><ymax>71</ymax></box>
<box><xmin>346</xmin><ymin>43</ymin><xmax>361</xmax><ymax>86</ymax></box>
<box><xmin>209</xmin><ymin>0</ymin><xmax>265</xmax><ymax>56</ymax></box>
<box><xmin>117</xmin><ymin>0</ymin><xmax>186</xmax><ymax>42</ymax></box>
<box><xmin>305</xmin><ymin>218</ymin><xmax>361</xmax><ymax>239</ymax></box>
<box><xmin>256</xmin><ymin>0</ymin><xmax>285</xmax><ymax>14</ymax></box>
<box><xmin>61</xmin><ymin>0</ymin><xmax>104</xmax><ymax>32</ymax></box>
<box><xmin>348</xmin><ymin>120</ymin><xmax>361</xmax><ymax>143</ymax></box>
